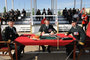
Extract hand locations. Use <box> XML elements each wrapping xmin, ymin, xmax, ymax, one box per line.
<box><xmin>42</xmin><ymin>31</ymin><xmax>45</xmax><ymax>35</ymax></box>
<box><xmin>8</xmin><ymin>40</ymin><xmax>11</xmax><ymax>42</ymax></box>
<box><xmin>65</xmin><ymin>33</ymin><xmax>68</xmax><ymax>36</ymax></box>
<box><xmin>50</xmin><ymin>32</ymin><xmax>54</xmax><ymax>35</ymax></box>
<box><xmin>65</xmin><ymin>32</ymin><xmax>69</xmax><ymax>36</ymax></box>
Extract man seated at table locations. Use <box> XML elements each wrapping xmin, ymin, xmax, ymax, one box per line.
<box><xmin>65</xmin><ymin>18</ymin><xmax>86</xmax><ymax>58</ymax></box>
<box><xmin>2</xmin><ymin>19</ymin><xmax>25</xmax><ymax>60</ymax></box>
<box><xmin>39</xmin><ymin>19</ymin><xmax>57</xmax><ymax>53</ymax></box>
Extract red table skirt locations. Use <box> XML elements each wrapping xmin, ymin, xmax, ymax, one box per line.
<box><xmin>15</xmin><ymin>34</ymin><xmax>76</xmax><ymax>46</ymax></box>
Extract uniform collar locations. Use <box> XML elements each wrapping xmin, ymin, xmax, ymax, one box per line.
<box><xmin>73</xmin><ymin>25</ymin><xmax>78</xmax><ymax>29</ymax></box>
<box><xmin>8</xmin><ymin>26</ymin><xmax>13</xmax><ymax>29</ymax></box>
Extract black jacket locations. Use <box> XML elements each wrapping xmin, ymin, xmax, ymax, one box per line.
<box><xmin>67</xmin><ymin>25</ymin><xmax>86</xmax><ymax>42</ymax></box>
<box><xmin>39</xmin><ymin>24</ymin><xmax>57</xmax><ymax>33</ymax></box>
<box><xmin>2</xmin><ymin>26</ymin><xmax>19</xmax><ymax>41</ymax></box>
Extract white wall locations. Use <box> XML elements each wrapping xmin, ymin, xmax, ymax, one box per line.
<box><xmin>1</xmin><ymin>24</ymin><xmax>82</xmax><ymax>33</ymax></box>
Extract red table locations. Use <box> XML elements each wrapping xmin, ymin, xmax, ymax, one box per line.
<box><xmin>15</xmin><ymin>33</ymin><xmax>76</xmax><ymax>60</ymax></box>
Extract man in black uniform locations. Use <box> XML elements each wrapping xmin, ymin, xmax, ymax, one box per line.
<box><xmin>65</xmin><ymin>18</ymin><xmax>86</xmax><ymax>58</ymax></box>
<box><xmin>63</xmin><ymin>8</ymin><xmax>68</xmax><ymax>18</ymax></box>
<box><xmin>2</xmin><ymin>19</ymin><xmax>24</xmax><ymax>60</ymax></box>
<box><xmin>36</xmin><ymin>9</ymin><xmax>41</xmax><ymax>21</ymax></box>
<box><xmin>39</xmin><ymin>19</ymin><xmax>57</xmax><ymax>52</ymax></box>
<box><xmin>47</xmin><ymin>8</ymin><xmax>53</xmax><ymax>21</ymax></box>
<box><xmin>22</xmin><ymin>9</ymin><xmax>26</xmax><ymax>17</ymax></box>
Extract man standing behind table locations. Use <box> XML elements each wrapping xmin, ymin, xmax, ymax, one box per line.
<box><xmin>39</xmin><ymin>19</ymin><xmax>57</xmax><ymax>53</ymax></box>
<box><xmin>2</xmin><ymin>19</ymin><xmax>25</xmax><ymax>60</ymax></box>
<box><xmin>65</xmin><ymin>18</ymin><xmax>86</xmax><ymax>58</ymax></box>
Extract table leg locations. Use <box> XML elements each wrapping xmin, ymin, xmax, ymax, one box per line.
<box><xmin>73</xmin><ymin>41</ymin><xmax>76</xmax><ymax>60</ymax></box>
<box><xmin>15</xmin><ymin>43</ymin><xmax>18</xmax><ymax>60</ymax></box>
<box><xmin>39</xmin><ymin>46</ymin><xmax>40</xmax><ymax>52</ymax></box>
<box><xmin>57</xmin><ymin>37</ymin><xmax>59</xmax><ymax>50</ymax></box>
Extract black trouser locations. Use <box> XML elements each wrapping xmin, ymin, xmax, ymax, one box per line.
<box><xmin>65</xmin><ymin>42</ymin><xmax>84</xmax><ymax>58</ymax></box>
<box><xmin>10</xmin><ymin>44</ymin><xmax>25</xmax><ymax>59</ymax></box>
<box><xmin>82</xmin><ymin>24</ymin><xmax>87</xmax><ymax>31</ymax></box>
<box><xmin>41</xmin><ymin>45</ymin><xmax>51</xmax><ymax>52</ymax></box>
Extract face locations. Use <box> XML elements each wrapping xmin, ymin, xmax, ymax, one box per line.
<box><xmin>72</xmin><ymin>22</ymin><xmax>77</xmax><ymax>27</ymax></box>
<box><xmin>8</xmin><ymin>21</ymin><xmax>14</xmax><ymax>27</ymax></box>
<box><xmin>45</xmin><ymin>20</ymin><xmax>50</xmax><ymax>25</ymax></box>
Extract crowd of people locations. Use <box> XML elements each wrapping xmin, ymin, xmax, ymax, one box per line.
<box><xmin>1</xmin><ymin>9</ymin><xmax>26</xmax><ymax>24</ymax></box>
<box><xmin>36</xmin><ymin>8</ymin><xmax>53</xmax><ymax>21</ymax></box>
<box><xmin>63</xmin><ymin>8</ymin><xmax>89</xmax><ymax>31</ymax></box>
<box><xmin>63</xmin><ymin>8</ymin><xmax>81</xmax><ymax>24</ymax></box>
<box><xmin>0</xmin><ymin>8</ymin><xmax>89</xmax><ymax>30</ymax></box>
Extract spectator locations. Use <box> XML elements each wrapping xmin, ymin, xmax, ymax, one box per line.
<box><xmin>3</xmin><ymin>12</ymin><xmax>9</xmax><ymax>24</ymax></box>
<box><xmin>63</xmin><ymin>8</ymin><xmax>68</xmax><ymax>18</ymax></box>
<box><xmin>42</xmin><ymin>8</ymin><xmax>46</xmax><ymax>15</ymax></box>
<box><xmin>36</xmin><ymin>9</ymin><xmax>41</xmax><ymax>21</ymax></box>
<box><xmin>67</xmin><ymin>11</ymin><xmax>72</xmax><ymax>24</ymax></box>
<box><xmin>73</xmin><ymin>12</ymin><xmax>79</xmax><ymax>18</ymax></box>
<box><xmin>17</xmin><ymin>9</ymin><xmax>20</xmax><ymax>17</ymax></box>
<box><xmin>77</xmin><ymin>9</ymin><xmax>80</xmax><ymax>14</ymax></box>
<box><xmin>14</xmin><ymin>11</ymin><xmax>18</xmax><ymax>21</ymax></box>
<box><xmin>80</xmin><ymin>8</ymin><xmax>85</xmax><ymax>14</ymax></box>
<box><xmin>82</xmin><ymin>13</ymin><xmax>88</xmax><ymax>31</ymax></box>
<box><xmin>9</xmin><ymin>13</ymin><xmax>15</xmax><ymax>21</ymax></box>
<box><xmin>73</xmin><ymin>8</ymin><xmax>76</xmax><ymax>15</ymax></box>
<box><xmin>80</xmin><ymin>8</ymin><xmax>86</xmax><ymax>20</ymax></box>
<box><xmin>47</xmin><ymin>8</ymin><xmax>53</xmax><ymax>21</ymax></box>
<box><xmin>42</xmin><ymin>8</ymin><xmax>46</xmax><ymax>19</ymax></box>
<box><xmin>68</xmin><ymin>8</ymin><xmax>72</xmax><ymax>15</ymax></box>
<box><xmin>22</xmin><ymin>9</ymin><xmax>26</xmax><ymax>18</ymax></box>
<box><xmin>1</xmin><ymin>17</ymin><xmax>5</xmax><ymax>25</ymax></box>
<box><xmin>11</xmin><ymin>9</ymin><xmax>15</xmax><ymax>15</ymax></box>
<box><xmin>2</xmin><ymin>9</ymin><xmax>27</xmax><ymax>24</ymax></box>
<box><xmin>77</xmin><ymin>9</ymin><xmax>82</xmax><ymax>20</ymax></box>
<box><xmin>73</xmin><ymin>12</ymin><xmax>79</xmax><ymax>23</ymax></box>
<box><xmin>8</xmin><ymin>11</ymin><xmax>11</xmax><ymax>16</ymax></box>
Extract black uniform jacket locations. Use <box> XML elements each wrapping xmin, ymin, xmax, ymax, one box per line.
<box><xmin>2</xmin><ymin>26</ymin><xmax>19</xmax><ymax>41</ymax></box>
<box><xmin>67</xmin><ymin>25</ymin><xmax>86</xmax><ymax>43</ymax></box>
<box><xmin>39</xmin><ymin>24</ymin><xmax>57</xmax><ymax>33</ymax></box>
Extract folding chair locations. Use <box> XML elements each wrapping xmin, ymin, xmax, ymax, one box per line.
<box><xmin>0</xmin><ymin>40</ymin><xmax>14</xmax><ymax>60</ymax></box>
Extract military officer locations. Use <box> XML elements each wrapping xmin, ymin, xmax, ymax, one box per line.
<box><xmin>2</xmin><ymin>19</ymin><xmax>24</xmax><ymax>60</ymax></box>
<box><xmin>39</xmin><ymin>19</ymin><xmax>57</xmax><ymax>53</ymax></box>
<box><xmin>65</xmin><ymin>18</ymin><xmax>86</xmax><ymax>58</ymax></box>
